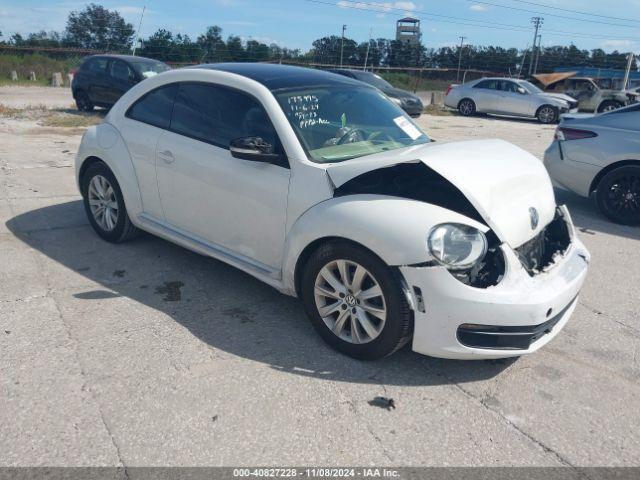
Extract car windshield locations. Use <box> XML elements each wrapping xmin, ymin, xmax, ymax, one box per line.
<box><xmin>353</xmin><ymin>71</ymin><xmax>394</xmax><ymax>90</ymax></box>
<box><xmin>275</xmin><ymin>86</ymin><xmax>430</xmax><ymax>163</ymax></box>
<box><xmin>130</xmin><ymin>60</ymin><xmax>170</xmax><ymax>78</ymax></box>
<box><xmin>521</xmin><ymin>80</ymin><xmax>543</xmax><ymax>94</ymax></box>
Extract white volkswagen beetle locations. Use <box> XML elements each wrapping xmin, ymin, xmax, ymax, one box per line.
<box><xmin>75</xmin><ymin>63</ymin><xmax>590</xmax><ymax>360</ymax></box>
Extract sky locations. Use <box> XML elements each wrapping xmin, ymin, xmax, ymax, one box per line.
<box><xmin>1</xmin><ymin>0</ymin><xmax>639</xmax><ymax>54</ymax></box>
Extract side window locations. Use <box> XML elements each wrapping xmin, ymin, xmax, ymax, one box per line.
<box><xmin>170</xmin><ymin>83</ymin><xmax>279</xmax><ymax>149</ymax></box>
<box><xmin>474</xmin><ymin>80</ymin><xmax>499</xmax><ymax>90</ymax></box>
<box><xmin>83</xmin><ymin>58</ymin><xmax>108</xmax><ymax>74</ymax></box>
<box><xmin>501</xmin><ymin>81</ymin><xmax>519</xmax><ymax>93</ymax></box>
<box><xmin>126</xmin><ymin>84</ymin><xmax>178</xmax><ymax>129</ymax></box>
<box><xmin>110</xmin><ymin>60</ymin><xmax>135</xmax><ymax>82</ymax></box>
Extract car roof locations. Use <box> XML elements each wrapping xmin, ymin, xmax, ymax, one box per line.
<box><xmin>194</xmin><ymin>63</ymin><xmax>364</xmax><ymax>91</ymax></box>
<box><xmin>85</xmin><ymin>54</ymin><xmax>163</xmax><ymax>64</ymax></box>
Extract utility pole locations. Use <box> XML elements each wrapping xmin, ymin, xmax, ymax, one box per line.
<box><xmin>533</xmin><ymin>34</ymin><xmax>542</xmax><ymax>74</ymax></box>
<box><xmin>131</xmin><ymin>6</ymin><xmax>146</xmax><ymax>56</ymax></box>
<box><xmin>623</xmin><ymin>52</ymin><xmax>634</xmax><ymax>90</ymax></box>
<box><xmin>456</xmin><ymin>36</ymin><xmax>466</xmax><ymax>82</ymax></box>
<box><xmin>363</xmin><ymin>27</ymin><xmax>372</xmax><ymax>70</ymax></box>
<box><xmin>340</xmin><ymin>24</ymin><xmax>347</xmax><ymax>67</ymax></box>
<box><xmin>528</xmin><ymin>16</ymin><xmax>543</xmax><ymax>76</ymax></box>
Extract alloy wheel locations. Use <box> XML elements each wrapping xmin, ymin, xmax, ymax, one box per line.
<box><xmin>459</xmin><ymin>100</ymin><xmax>474</xmax><ymax>116</ymax></box>
<box><xmin>538</xmin><ymin>106</ymin><xmax>556</xmax><ymax>123</ymax></box>
<box><xmin>313</xmin><ymin>259</ymin><xmax>387</xmax><ymax>344</ymax></box>
<box><xmin>606</xmin><ymin>174</ymin><xmax>640</xmax><ymax>219</ymax></box>
<box><xmin>88</xmin><ymin>175</ymin><xmax>119</xmax><ymax>231</ymax></box>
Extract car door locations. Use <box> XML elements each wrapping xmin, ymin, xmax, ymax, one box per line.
<box><xmin>106</xmin><ymin>60</ymin><xmax>139</xmax><ymax>105</ymax></box>
<box><xmin>83</xmin><ymin>57</ymin><xmax>110</xmax><ymax>104</ymax></box>
<box><xmin>471</xmin><ymin>79</ymin><xmax>501</xmax><ymax>112</ymax></box>
<box><xmin>155</xmin><ymin>82</ymin><xmax>290</xmax><ymax>270</ymax></box>
<box><xmin>119</xmin><ymin>83</ymin><xmax>179</xmax><ymax>219</ymax></box>
<box><xmin>498</xmin><ymin>80</ymin><xmax>534</xmax><ymax>116</ymax></box>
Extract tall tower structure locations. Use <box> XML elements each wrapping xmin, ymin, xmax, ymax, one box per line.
<box><xmin>396</xmin><ymin>17</ymin><xmax>421</xmax><ymax>45</ymax></box>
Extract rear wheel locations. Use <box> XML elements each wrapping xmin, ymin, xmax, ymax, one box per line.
<box><xmin>458</xmin><ymin>98</ymin><xmax>476</xmax><ymax>117</ymax></box>
<box><xmin>536</xmin><ymin>105</ymin><xmax>558</xmax><ymax>124</ymax></box>
<box><xmin>595</xmin><ymin>166</ymin><xmax>640</xmax><ymax>225</ymax></box>
<box><xmin>301</xmin><ymin>241</ymin><xmax>412</xmax><ymax>360</ymax></box>
<box><xmin>81</xmin><ymin>162</ymin><xmax>139</xmax><ymax>242</ymax></box>
<box><xmin>597</xmin><ymin>100</ymin><xmax>622</xmax><ymax>113</ymax></box>
<box><xmin>75</xmin><ymin>90</ymin><xmax>94</xmax><ymax>112</ymax></box>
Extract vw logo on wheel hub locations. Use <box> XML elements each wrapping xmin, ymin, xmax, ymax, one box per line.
<box><xmin>345</xmin><ymin>294</ymin><xmax>357</xmax><ymax>306</ymax></box>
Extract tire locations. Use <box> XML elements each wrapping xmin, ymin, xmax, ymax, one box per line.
<box><xmin>595</xmin><ymin>165</ymin><xmax>640</xmax><ymax>225</ymax></box>
<box><xmin>597</xmin><ymin>100</ymin><xmax>623</xmax><ymax>113</ymax></box>
<box><xmin>300</xmin><ymin>241</ymin><xmax>413</xmax><ymax>360</ymax></box>
<box><xmin>81</xmin><ymin>162</ymin><xmax>140</xmax><ymax>242</ymax></box>
<box><xmin>536</xmin><ymin>105</ymin><xmax>558</xmax><ymax>124</ymax></box>
<box><xmin>75</xmin><ymin>90</ymin><xmax>94</xmax><ymax>112</ymax></box>
<box><xmin>458</xmin><ymin>98</ymin><xmax>476</xmax><ymax>117</ymax></box>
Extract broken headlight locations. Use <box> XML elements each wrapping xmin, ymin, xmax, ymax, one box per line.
<box><xmin>427</xmin><ymin>223</ymin><xmax>488</xmax><ymax>270</ymax></box>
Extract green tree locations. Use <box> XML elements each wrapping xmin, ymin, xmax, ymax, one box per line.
<box><xmin>64</xmin><ymin>3</ymin><xmax>134</xmax><ymax>51</ymax></box>
<box><xmin>197</xmin><ymin>26</ymin><xmax>227</xmax><ymax>62</ymax></box>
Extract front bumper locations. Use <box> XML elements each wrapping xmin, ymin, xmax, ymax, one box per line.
<box><xmin>400</xmin><ymin>208</ymin><xmax>590</xmax><ymax>359</ymax></box>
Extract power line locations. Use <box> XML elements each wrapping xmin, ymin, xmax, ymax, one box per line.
<box><xmin>507</xmin><ymin>0</ymin><xmax>640</xmax><ymax>24</ymax></box>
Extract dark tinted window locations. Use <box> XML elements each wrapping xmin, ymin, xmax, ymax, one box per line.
<box><xmin>170</xmin><ymin>83</ymin><xmax>278</xmax><ymax>149</ymax></box>
<box><xmin>83</xmin><ymin>57</ymin><xmax>108</xmax><ymax>74</ymax></box>
<box><xmin>474</xmin><ymin>80</ymin><xmax>499</xmax><ymax>90</ymax></box>
<box><xmin>126</xmin><ymin>84</ymin><xmax>178</xmax><ymax>129</ymax></box>
<box><xmin>501</xmin><ymin>81</ymin><xmax>520</xmax><ymax>93</ymax></box>
<box><xmin>110</xmin><ymin>60</ymin><xmax>136</xmax><ymax>82</ymax></box>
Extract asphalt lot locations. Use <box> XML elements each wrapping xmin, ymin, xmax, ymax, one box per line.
<box><xmin>1</xmin><ymin>87</ymin><xmax>639</xmax><ymax>467</ymax></box>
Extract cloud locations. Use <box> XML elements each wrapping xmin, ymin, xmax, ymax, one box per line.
<box><xmin>600</xmin><ymin>39</ymin><xmax>635</xmax><ymax>50</ymax></box>
<box><xmin>337</xmin><ymin>1</ymin><xmax>416</xmax><ymax>13</ymax></box>
<box><xmin>469</xmin><ymin>4</ymin><xmax>489</xmax><ymax>11</ymax></box>
<box><xmin>115</xmin><ymin>6</ymin><xmax>146</xmax><ymax>15</ymax></box>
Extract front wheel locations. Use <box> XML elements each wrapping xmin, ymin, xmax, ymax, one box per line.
<box><xmin>458</xmin><ymin>98</ymin><xmax>476</xmax><ymax>116</ymax></box>
<box><xmin>301</xmin><ymin>241</ymin><xmax>413</xmax><ymax>360</ymax></box>
<box><xmin>597</xmin><ymin>100</ymin><xmax>623</xmax><ymax>113</ymax></box>
<box><xmin>595</xmin><ymin>166</ymin><xmax>640</xmax><ymax>225</ymax></box>
<box><xmin>537</xmin><ymin>105</ymin><xmax>558</xmax><ymax>124</ymax></box>
<box><xmin>81</xmin><ymin>162</ymin><xmax>139</xmax><ymax>242</ymax></box>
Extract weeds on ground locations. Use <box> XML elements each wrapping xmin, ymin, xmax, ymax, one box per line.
<box><xmin>423</xmin><ymin>104</ymin><xmax>455</xmax><ymax>116</ymax></box>
<box><xmin>0</xmin><ymin>103</ymin><xmax>103</xmax><ymax>127</ymax></box>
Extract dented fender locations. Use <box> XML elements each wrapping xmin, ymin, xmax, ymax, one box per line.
<box><xmin>280</xmin><ymin>194</ymin><xmax>488</xmax><ymax>295</ymax></box>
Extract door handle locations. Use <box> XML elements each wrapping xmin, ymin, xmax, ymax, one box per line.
<box><xmin>159</xmin><ymin>150</ymin><xmax>175</xmax><ymax>163</ymax></box>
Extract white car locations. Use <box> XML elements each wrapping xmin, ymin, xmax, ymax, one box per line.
<box><xmin>75</xmin><ymin>64</ymin><xmax>589</xmax><ymax>360</ymax></box>
<box><xmin>544</xmin><ymin>103</ymin><xmax>640</xmax><ymax>225</ymax></box>
<box><xmin>444</xmin><ymin>77</ymin><xmax>578</xmax><ymax>124</ymax></box>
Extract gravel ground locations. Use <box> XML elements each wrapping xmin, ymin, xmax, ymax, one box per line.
<box><xmin>1</xmin><ymin>87</ymin><xmax>639</xmax><ymax>468</ymax></box>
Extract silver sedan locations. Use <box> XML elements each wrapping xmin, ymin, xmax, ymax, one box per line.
<box><xmin>445</xmin><ymin>77</ymin><xmax>578</xmax><ymax>124</ymax></box>
<box><xmin>544</xmin><ymin>103</ymin><xmax>640</xmax><ymax>225</ymax></box>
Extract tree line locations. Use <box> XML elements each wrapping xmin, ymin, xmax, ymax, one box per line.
<box><xmin>0</xmin><ymin>3</ymin><xmax>636</xmax><ymax>73</ymax></box>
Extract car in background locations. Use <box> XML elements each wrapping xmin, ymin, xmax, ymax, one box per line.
<box><xmin>72</xmin><ymin>54</ymin><xmax>170</xmax><ymax>111</ymax></box>
<box><xmin>444</xmin><ymin>77</ymin><xmax>577</xmax><ymax>124</ymax></box>
<box><xmin>534</xmin><ymin>73</ymin><xmax>637</xmax><ymax>113</ymax></box>
<box><xmin>544</xmin><ymin>103</ymin><xmax>640</xmax><ymax>225</ymax></box>
<box><xmin>329</xmin><ymin>68</ymin><xmax>424</xmax><ymax>117</ymax></box>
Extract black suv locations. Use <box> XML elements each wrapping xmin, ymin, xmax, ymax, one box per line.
<box><xmin>329</xmin><ymin>69</ymin><xmax>424</xmax><ymax>117</ymax></box>
<box><xmin>72</xmin><ymin>55</ymin><xmax>170</xmax><ymax>111</ymax></box>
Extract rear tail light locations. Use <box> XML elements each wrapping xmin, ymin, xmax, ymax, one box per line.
<box><xmin>445</xmin><ymin>85</ymin><xmax>453</xmax><ymax>96</ymax></box>
<box><xmin>555</xmin><ymin>127</ymin><xmax>598</xmax><ymax>141</ymax></box>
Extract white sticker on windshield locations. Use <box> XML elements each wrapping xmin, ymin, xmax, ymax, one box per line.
<box><xmin>393</xmin><ymin>116</ymin><xmax>422</xmax><ymax>140</ymax></box>
<box><xmin>142</xmin><ymin>71</ymin><xmax>158</xmax><ymax>78</ymax></box>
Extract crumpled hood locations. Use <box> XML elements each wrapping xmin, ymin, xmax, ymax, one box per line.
<box><xmin>326</xmin><ymin>139</ymin><xmax>556</xmax><ymax>248</ymax></box>
<box><xmin>538</xmin><ymin>92</ymin><xmax>576</xmax><ymax>104</ymax></box>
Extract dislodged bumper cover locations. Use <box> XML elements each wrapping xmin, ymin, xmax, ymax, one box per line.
<box><xmin>400</xmin><ymin>208</ymin><xmax>590</xmax><ymax>359</ymax></box>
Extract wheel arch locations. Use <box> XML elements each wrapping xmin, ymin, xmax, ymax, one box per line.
<box><xmin>457</xmin><ymin>97</ymin><xmax>476</xmax><ymax>109</ymax></box>
<box><xmin>535</xmin><ymin>103</ymin><xmax>558</xmax><ymax>118</ymax></box>
<box><xmin>293</xmin><ymin>236</ymin><xmax>387</xmax><ymax>298</ymax></box>
<box><xmin>589</xmin><ymin>159</ymin><xmax>640</xmax><ymax>194</ymax></box>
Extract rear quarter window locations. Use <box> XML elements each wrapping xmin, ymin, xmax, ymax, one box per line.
<box><xmin>125</xmin><ymin>84</ymin><xmax>178</xmax><ymax>129</ymax></box>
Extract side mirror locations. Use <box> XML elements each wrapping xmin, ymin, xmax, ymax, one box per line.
<box><xmin>230</xmin><ymin>136</ymin><xmax>283</xmax><ymax>164</ymax></box>
<box><xmin>517</xmin><ymin>87</ymin><xmax>527</xmax><ymax>94</ymax></box>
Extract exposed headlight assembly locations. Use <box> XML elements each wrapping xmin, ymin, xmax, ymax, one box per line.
<box><xmin>428</xmin><ymin>223</ymin><xmax>488</xmax><ymax>269</ymax></box>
